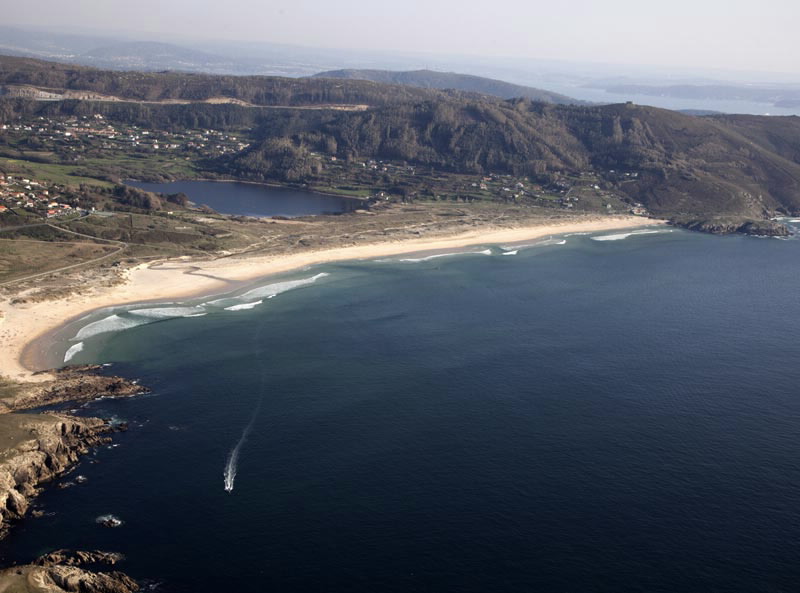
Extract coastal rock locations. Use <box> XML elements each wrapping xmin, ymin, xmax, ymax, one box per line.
<box><xmin>35</xmin><ymin>549</ymin><xmax>125</xmax><ymax>567</ymax></box>
<box><xmin>96</xmin><ymin>515</ymin><xmax>124</xmax><ymax>528</ymax></box>
<box><xmin>0</xmin><ymin>414</ymin><xmax>112</xmax><ymax>537</ymax></box>
<box><xmin>0</xmin><ymin>549</ymin><xmax>137</xmax><ymax>592</ymax></box>
<box><xmin>0</xmin><ymin>562</ymin><xmax>139</xmax><ymax>593</ymax></box>
<box><xmin>671</xmin><ymin>217</ymin><xmax>791</xmax><ymax>237</ymax></box>
<box><xmin>4</xmin><ymin>367</ymin><xmax>149</xmax><ymax>413</ymax></box>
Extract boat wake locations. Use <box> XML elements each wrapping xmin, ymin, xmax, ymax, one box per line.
<box><xmin>223</xmin><ymin>403</ymin><xmax>260</xmax><ymax>493</ymax></box>
<box><xmin>223</xmin><ymin>321</ymin><xmax>268</xmax><ymax>493</ymax></box>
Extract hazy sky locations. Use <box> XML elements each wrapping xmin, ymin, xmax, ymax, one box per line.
<box><xmin>5</xmin><ymin>0</ymin><xmax>800</xmax><ymax>75</ymax></box>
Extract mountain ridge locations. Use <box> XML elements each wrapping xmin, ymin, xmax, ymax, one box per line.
<box><xmin>312</xmin><ymin>68</ymin><xmax>582</xmax><ymax>105</ymax></box>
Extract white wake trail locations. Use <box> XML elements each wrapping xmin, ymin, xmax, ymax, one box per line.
<box><xmin>223</xmin><ymin>407</ymin><xmax>259</xmax><ymax>492</ymax></box>
<box><xmin>223</xmin><ymin>320</ymin><xmax>268</xmax><ymax>493</ymax></box>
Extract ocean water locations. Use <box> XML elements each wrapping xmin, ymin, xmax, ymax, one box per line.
<box><xmin>5</xmin><ymin>226</ymin><xmax>800</xmax><ymax>592</ymax></box>
<box><xmin>126</xmin><ymin>180</ymin><xmax>358</xmax><ymax>217</ymax></box>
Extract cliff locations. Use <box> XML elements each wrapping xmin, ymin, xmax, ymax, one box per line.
<box><xmin>0</xmin><ymin>413</ymin><xmax>111</xmax><ymax>536</ymax></box>
<box><xmin>0</xmin><ymin>366</ymin><xmax>147</xmax><ymax>591</ymax></box>
<box><xmin>0</xmin><ymin>414</ymin><xmax>141</xmax><ymax>591</ymax></box>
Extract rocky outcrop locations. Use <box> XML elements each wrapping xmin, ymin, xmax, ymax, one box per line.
<box><xmin>34</xmin><ymin>549</ymin><xmax>125</xmax><ymax>567</ymax></box>
<box><xmin>0</xmin><ymin>368</ymin><xmax>148</xmax><ymax>586</ymax></box>
<box><xmin>2</xmin><ymin>366</ymin><xmax>149</xmax><ymax>413</ymax></box>
<box><xmin>671</xmin><ymin>217</ymin><xmax>791</xmax><ymax>237</ymax></box>
<box><xmin>0</xmin><ymin>414</ymin><xmax>113</xmax><ymax>538</ymax></box>
<box><xmin>0</xmin><ymin>549</ymin><xmax>138</xmax><ymax>592</ymax></box>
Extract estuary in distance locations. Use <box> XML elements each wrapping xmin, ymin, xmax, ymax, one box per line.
<box><xmin>4</xmin><ymin>223</ymin><xmax>800</xmax><ymax>592</ymax></box>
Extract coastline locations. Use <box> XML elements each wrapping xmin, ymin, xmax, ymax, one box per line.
<box><xmin>2</xmin><ymin>215</ymin><xmax>666</xmax><ymax>380</ymax></box>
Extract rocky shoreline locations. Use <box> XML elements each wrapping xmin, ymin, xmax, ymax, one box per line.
<box><xmin>0</xmin><ymin>548</ymin><xmax>139</xmax><ymax>592</ymax></box>
<box><xmin>671</xmin><ymin>216</ymin><xmax>791</xmax><ymax>237</ymax></box>
<box><xmin>1</xmin><ymin>365</ymin><xmax>150</xmax><ymax>413</ymax></box>
<box><xmin>0</xmin><ymin>367</ymin><xmax>147</xmax><ymax>592</ymax></box>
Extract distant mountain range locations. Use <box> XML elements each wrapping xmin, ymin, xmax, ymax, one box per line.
<box><xmin>2</xmin><ymin>25</ymin><xmax>799</xmax><ymax>116</ymax></box>
<box><xmin>311</xmin><ymin>69</ymin><xmax>583</xmax><ymax>105</ymax></box>
<box><xmin>0</xmin><ymin>26</ymin><xmax>339</xmax><ymax>77</ymax></box>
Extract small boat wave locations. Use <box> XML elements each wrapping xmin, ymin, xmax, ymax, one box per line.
<box><xmin>224</xmin><ymin>402</ymin><xmax>260</xmax><ymax>493</ymax></box>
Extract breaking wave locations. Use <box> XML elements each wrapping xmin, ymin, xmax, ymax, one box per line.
<box><xmin>398</xmin><ymin>249</ymin><xmax>492</xmax><ymax>263</ymax></box>
<box><xmin>74</xmin><ymin>314</ymin><xmax>152</xmax><ymax>340</ymax></box>
<box><xmin>501</xmin><ymin>250</ymin><xmax>518</xmax><ymax>256</ymax></box>
<box><xmin>128</xmin><ymin>306</ymin><xmax>207</xmax><ymax>319</ymax></box>
<box><xmin>591</xmin><ymin>229</ymin><xmax>672</xmax><ymax>242</ymax></box>
<box><xmin>63</xmin><ymin>341</ymin><xmax>84</xmax><ymax>363</ymax></box>
<box><xmin>240</xmin><ymin>273</ymin><xmax>328</xmax><ymax>301</ymax></box>
<box><xmin>225</xmin><ymin>300</ymin><xmax>263</xmax><ymax>311</ymax></box>
<box><xmin>499</xmin><ymin>238</ymin><xmax>567</xmax><ymax>251</ymax></box>
<box><xmin>71</xmin><ymin>273</ymin><xmax>329</xmax><ymax>345</ymax></box>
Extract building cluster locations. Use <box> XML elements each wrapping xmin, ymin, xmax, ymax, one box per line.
<box><xmin>0</xmin><ymin>115</ymin><xmax>250</xmax><ymax>158</ymax></box>
<box><xmin>0</xmin><ymin>174</ymin><xmax>78</xmax><ymax>218</ymax></box>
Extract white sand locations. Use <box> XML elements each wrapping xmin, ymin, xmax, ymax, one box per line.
<box><xmin>0</xmin><ymin>216</ymin><xmax>666</xmax><ymax>381</ymax></box>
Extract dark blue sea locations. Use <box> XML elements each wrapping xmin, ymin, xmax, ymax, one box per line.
<box><xmin>4</xmin><ymin>223</ymin><xmax>800</xmax><ymax>592</ymax></box>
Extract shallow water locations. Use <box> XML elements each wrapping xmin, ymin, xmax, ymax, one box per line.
<box><xmin>6</xmin><ymin>227</ymin><xmax>800</xmax><ymax>592</ymax></box>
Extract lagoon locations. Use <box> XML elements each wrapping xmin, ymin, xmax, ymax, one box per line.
<box><xmin>126</xmin><ymin>180</ymin><xmax>359</xmax><ymax>217</ymax></box>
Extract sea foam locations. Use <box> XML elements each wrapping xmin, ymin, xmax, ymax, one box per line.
<box><xmin>398</xmin><ymin>249</ymin><xmax>492</xmax><ymax>263</ymax></box>
<box><xmin>63</xmin><ymin>342</ymin><xmax>84</xmax><ymax>364</ymax></box>
<box><xmin>499</xmin><ymin>238</ymin><xmax>566</xmax><ymax>251</ymax></box>
<box><xmin>129</xmin><ymin>306</ymin><xmax>207</xmax><ymax>319</ymax></box>
<box><xmin>237</xmin><ymin>273</ymin><xmax>329</xmax><ymax>301</ymax></box>
<box><xmin>74</xmin><ymin>314</ymin><xmax>152</xmax><ymax>340</ymax></box>
<box><xmin>225</xmin><ymin>300</ymin><xmax>263</xmax><ymax>311</ymax></box>
<box><xmin>591</xmin><ymin>229</ymin><xmax>672</xmax><ymax>242</ymax></box>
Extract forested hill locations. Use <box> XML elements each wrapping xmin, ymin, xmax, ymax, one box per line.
<box><xmin>226</xmin><ymin>100</ymin><xmax>800</xmax><ymax>221</ymax></box>
<box><xmin>0</xmin><ymin>55</ymin><xmax>461</xmax><ymax>107</ymax></box>
<box><xmin>311</xmin><ymin>69</ymin><xmax>581</xmax><ymax>105</ymax></box>
<box><xmin>2</xmin><ymin>54</ymin><xmax>800</xmax><ymax>224</ymax></box>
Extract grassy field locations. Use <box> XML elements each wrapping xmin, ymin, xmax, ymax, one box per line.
<box><xmin>0</xmin><ymin>238</ymin><xmax>119</xmax><ymax>283</ymax></box>
<box><xmin>75</xmin><ymin>153</ymin><xmax>201</xmax><ymax>181</ymax></box>
<box><xmin>0</xmin><ymin>158</ymin><xmax>113</xmax><ymax>188</ymax></box>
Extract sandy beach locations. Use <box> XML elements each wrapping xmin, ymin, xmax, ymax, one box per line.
<box><xmin>0</xmin><ymin>215</ymin><xmax>666</xmax><ymax>381</ymax></box>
